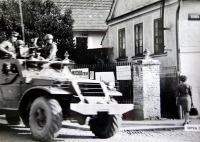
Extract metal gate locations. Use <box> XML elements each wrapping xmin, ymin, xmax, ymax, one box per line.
<box><xmin>69</xmin><ymin>63</ymin><xmax>179</xmax><ymax>118</ymax></box>
<box><xmin>70</xmin><ymin>62</ymin><xmax>133</xmax><ymax>104</ymax></box>
<box><xmin>160</xmin><ymin>66</ymin><xmax>179</xmax><ymax>118</ymax></box>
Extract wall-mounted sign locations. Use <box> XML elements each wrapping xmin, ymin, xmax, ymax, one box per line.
<box><xmin>188</xmin><ymin>13</ymin><xmax>200</xmax><ymax>20</ymax></box>
<box><xmin>71</xmin><ymin>68</ymin><xmax>89</xmax><ymax>78</ymax></box>
<box><xmin>116</xmin><ymin>66</ymin><xmax>131</xmax><ymax>80</ymax></box>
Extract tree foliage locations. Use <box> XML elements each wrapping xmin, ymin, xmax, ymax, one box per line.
<box><xmin>0</xmin><ymin>0</ymin><xmax>74</xmax><ymax>59</ymax></box>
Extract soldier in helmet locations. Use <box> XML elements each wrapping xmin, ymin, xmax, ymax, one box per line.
<box><xmin>15</xmin><ymin>40</ymin><xmax>25</xmax><ymax>47</ymax></box>
<box><xmin>0</xmin><ymin>31</ymin><xmax>20</xmax><ymax>59</ymax></box>
<box><xmin>15</xmin><ymin>40</ymin><xmax>26</xmax><ymax>58</ymax></box>
<box><xmin>41</xmin><ymin>34</ymin><xmax>57</xmax><ymax>61</ymax></box>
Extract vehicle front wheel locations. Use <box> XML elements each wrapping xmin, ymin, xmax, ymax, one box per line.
<box><xmin>89</xmin><ymin>113</ymin><xmax>122</xmax><ymax>138</ymax></box>
<box><xmin>29</xmin><ymin>96</ymin><xmax>63</xmax><ymax>142</ymax></box>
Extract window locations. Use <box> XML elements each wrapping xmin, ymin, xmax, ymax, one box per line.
<box><xmin>76</xmin><ymin>37</ymin><xmax>88</xmax><ymax>49</ymax></box>
<box><xmin>118</xmin><ymin>28</ymin><xmax>126</xmax><ymax>57</ymax></box>
<box><xmin>134</xmin><ymin>23</ymin><xmax>143</xmax><ymax>56</ymax></box>
<box><xmin>154</xmin><ymin>18</ymin><xmax>164</xmax><ymax>54</ymax></box>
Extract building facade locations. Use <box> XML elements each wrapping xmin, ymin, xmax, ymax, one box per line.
<box><xmin>103</xmin><ymin>0</ymin><xmax>200</xmax><ymax>115</ymax></box>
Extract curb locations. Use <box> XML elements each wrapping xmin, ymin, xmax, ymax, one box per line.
<box><xmin>62</xmin><ymin>122</ymin><xmax>184</xmax><ymax>132</ymax></box>
<box><xmin>120</xmin><ymin>126</ymin><xmax>184</xmax><ymax>131</ymax></box>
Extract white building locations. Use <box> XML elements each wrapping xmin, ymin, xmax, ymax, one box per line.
<box><xmin>102</xmin><ymin>0</ymin><xmax>200</xmax><ymax>117</ymax></box>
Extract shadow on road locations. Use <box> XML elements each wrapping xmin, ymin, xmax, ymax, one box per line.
<box><xmin>62</xmin><ymin>124</ymin><xmax>89</xmax><ymax>131</ymax></box>
<box><xmin>0</xmin><ymin>123</ymin><xmax>33</xmax><ymax>141</ymax></box>
<box><xmin>0</xmin><ymin>119</ymin><xmax>95</xmax><ymax>141</ymax></box>
<box><xmin>57</xmin><ymin>134</ymin><xmax>95</xmax><ymax>139</ymax></box>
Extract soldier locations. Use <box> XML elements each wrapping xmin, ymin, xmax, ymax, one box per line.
<box><xmin>0</xmin><ymin>31</ymin><xmax>20</xmax><ymax>59</ymax></box>
<box><xmin>15</xmin><ymin>40</ymin><xmax>28</xmax><ymax>58</ymax></box>
<box><xmin>41</xmin><ymin>34</ymin><xmax>57</xmax><ymax>61</ymax></box>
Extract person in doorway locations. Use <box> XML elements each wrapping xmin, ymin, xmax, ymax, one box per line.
<box><xmin>41</xmin><ymin>34</ymin><xmax>57</xmax><ymax>61</ymax></box>
<box><xmin>176</xmin><ymin>75</ymin><xmax>193</xmax><ymax>126</ymax></box>
<box><xmin>0</xmin><ymin>31</ymin><xmax>20</xmax><ymax>59</ymax></box>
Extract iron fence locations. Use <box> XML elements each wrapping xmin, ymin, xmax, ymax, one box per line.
<box><xmin>160</xmin><ymin>66</ymin><xmax>179</xmax><ymax>118</ymax></box>
<box><xmin>69</xmin><ymin>62</ymin><xmax>178</xmax><ymax>118</ymax></box>
<box><xmin>69</xmin><ymin>62</ymin><xmax>133</xmax><ymax>104</ymax></box>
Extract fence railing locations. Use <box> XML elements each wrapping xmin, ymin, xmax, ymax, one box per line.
<box><xmin>69</xmin><ymin>62</ymin><xmax>178</xmax><ymax>109</ymax></box>
<box><xmin>160</xmin><ymin>66</ymin><xmax>179</xmax><ymax>118</ymax></box>
<box><xmin>69</xmin><ymin>62</ymin><xmax>133</xmax><ymax>104</ymax></box>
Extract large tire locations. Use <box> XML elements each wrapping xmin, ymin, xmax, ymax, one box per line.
<box><xmin>29</xmin><ymin>96</ymin><xmax>63</xmax><ymax>142</ymax></box>
<box><xmin>89</xmin><ymin>113</ymin><xmax>122</xmax><ymax>138</ymax></box>
<box><xmin>6</xmin><ymin>115</ymin><xmax>21</xmax><ymax>125</ymax></box>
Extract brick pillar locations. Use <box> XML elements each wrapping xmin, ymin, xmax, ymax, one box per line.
<box><xmin>132</xmin><ymin>58</ymin><xmax>161</xmax><ymax>120</ymax></box>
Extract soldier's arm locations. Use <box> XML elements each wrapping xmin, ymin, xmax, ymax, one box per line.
<box><xmin>46</xmin><ymin>44</ymin><xmax>57</xmax><ymax>60</ymax></box>
<box><xmin>0</xmin><ymin>41</ymin><xmax>16</xmax><ymax>58</ymax></box>
<box><xmin>0</xmin><ymin>41</ymin><xmax>11</xmax><ymax>54</ymax></box>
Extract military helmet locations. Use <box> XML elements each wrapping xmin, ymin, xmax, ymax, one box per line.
<box><xmin>44</xmin><ymin>34</ymin><xmax>53</xmax><ymax>40</ymax></box>
<box><xmin>11</xmin><ymin>31</ymin><xmax>19</xmax><ymax>37</ymax></box>
<box><xmin>15</xmin><ymin>40</ymin><xmax>25</xmax><ymax>46</ymax></box>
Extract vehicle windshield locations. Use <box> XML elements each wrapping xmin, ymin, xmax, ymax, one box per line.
<box><xmin>21</xmin><ymin>61</ymin><xmax>74</xmax><ymax>80</ymax></box>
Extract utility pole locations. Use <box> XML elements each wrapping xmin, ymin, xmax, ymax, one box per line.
<box><xmin>18</xmin><ymin>0</ymin><xmax>25</xmax><ymax>42</ymax></box>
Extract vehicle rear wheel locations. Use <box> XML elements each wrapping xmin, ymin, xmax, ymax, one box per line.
<box><xmin>6</xmin><ymin>114</ymin><xmax>21</xmax><ymax>125</ymax></box>
<box><xmin>89</xmin><ymin>113</ymin><xmax>122</xmax><ymax>138</ymax></box>
<box><xmin>29</xmin><ymin>96</ymin><xmax>63</xmax><ymax>142</ymax></box>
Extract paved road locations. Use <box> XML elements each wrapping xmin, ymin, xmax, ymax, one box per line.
<box><xmin>0</xmin><ymin>118</ymin><xmax>199</xmax><ymax>142</ymax></box>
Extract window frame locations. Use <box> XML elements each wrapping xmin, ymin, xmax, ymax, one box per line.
<box><xmin>154</xmin><ymin>18</ymin><xmax>164</xmax><ymax>54</ymax></box>
<box><xmin>118</xmin><ymin>28</ymin><xmax>126</xmax><ymax>58</ymax></box>
<box><xmin>134</xmin><ymin>23</ymin><xmax>143</xmax><ymax>56</ymax></box>
<box><xmin>76</xmin><ymin>36</ymin><xmax>88</xmax><ymax>49</ymax></box>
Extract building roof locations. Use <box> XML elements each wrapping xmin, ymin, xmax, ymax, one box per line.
<box><xmin>55</xmin><ymin>0</ymin><xmax>114</xmax><ymax>31</ymax></box>
<box><xmin>107</xmin><ymin>0</ymin><xmax>160</xmax><ymax>22</ymax></box>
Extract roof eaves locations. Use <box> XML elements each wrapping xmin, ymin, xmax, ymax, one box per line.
<box><xmin>73</xmin><ymin>29</ymin><xmax>107</xmax><ymax>32</ymax></box>
<box><xmin>106</xmin><ymin>0</ymin><xmax>117</xmax><ymax>22</ymax></box>
<box><xmin>107</xmin><ymin>0</ymin><xmax>161</xmax><ymax>24</ymax></box>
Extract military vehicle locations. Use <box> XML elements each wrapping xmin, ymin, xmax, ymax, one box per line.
<box><xmin>0</xmin><ymin>59</ymin><xmax>133</xmax><ymax>141</ymax></box>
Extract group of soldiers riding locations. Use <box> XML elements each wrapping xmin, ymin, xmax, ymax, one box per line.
<box><xmin>0</xmin><ymin>31</ymin><xmax>58</xmax><ymax>61</ymax></box>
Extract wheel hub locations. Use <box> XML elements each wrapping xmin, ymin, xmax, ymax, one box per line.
<box><xmin>35</xmin><ymin>108</ymin><xmax>46</xmax><ymax>128</ymax></box>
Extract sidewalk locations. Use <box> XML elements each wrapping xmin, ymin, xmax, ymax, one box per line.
<box><xmin>62</xmin><ymin>115</ymin><xmax>200</xmax><ymax>131</ymax></box>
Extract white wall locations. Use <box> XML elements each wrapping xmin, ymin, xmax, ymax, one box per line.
<box><xmin>74</xmin><ymin>31</ymin><xmax>105</xmax><ymax>49</ymax></box>
<box><xmin>179</xmin><ymin>0</ymin><xmax>200</xmax><ymax>110</ymax></box>
<box><xmin>106</xmin><ymin>1</ymin><xmax>178</xmax><ymax>66</ymax></box>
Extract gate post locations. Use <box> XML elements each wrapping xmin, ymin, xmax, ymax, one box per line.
<box><xmin>132</xmin><ymin>49</ymin><xmax>161</xmax><ymax>120</ymax></box>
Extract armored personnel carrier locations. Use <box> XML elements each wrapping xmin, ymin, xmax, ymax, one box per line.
<box><xmin>0</xmin><ymin>59</ymin><xmax>133</xmax><ymax>141</ymax></box>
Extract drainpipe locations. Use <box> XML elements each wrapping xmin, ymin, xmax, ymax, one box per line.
<box><xmin>176</xmin><ymin>0</ymin><xmax>182</xmax><ymax>119</ymax></box>
<box><xmin>161</xmin><ymin>0</ymin><xmax>165</xmax><ymax>51</ymax></box>
<box><xmin>176</xmin><ymin>0</ymin><xmax>181</xmax><ymax>73</ymax></box>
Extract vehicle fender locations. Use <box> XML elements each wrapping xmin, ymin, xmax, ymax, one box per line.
<box><xmin>22</xmin><ymin>86</ymin><xmax>72</xmax><ymax>95</ymax></box>
<box><xmin>18</xmin><ymin>86</ymin><xmax>72</xmax><ymax>109</ymax></box>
